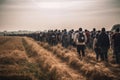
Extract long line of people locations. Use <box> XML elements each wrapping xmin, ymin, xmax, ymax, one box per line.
<box><xmin>4</xmin><ymin>27</ymin><xmax>120</xmax><ymax>64</ymax></box>
<box><xmin>31</xmin><ymin>28</ymin><xmax>119</xmax><ymax>64</ymax></box>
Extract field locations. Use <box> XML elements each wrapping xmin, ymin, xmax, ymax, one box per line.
<box><xmin>0</xmin><ymin>36</ymin><xmax>119</xmax><ymax>80</ymax></box>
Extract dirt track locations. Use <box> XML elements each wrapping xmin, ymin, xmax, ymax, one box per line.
<box><xmin>0</xmin><ymin>36</ymin><xmax>120</xmax><ymax>80</ymax></box>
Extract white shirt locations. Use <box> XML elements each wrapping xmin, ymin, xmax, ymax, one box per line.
<box><xmin>75</xmin><ymin>31</ymin><xmax>87</xmax><ymax>45</ymax></box>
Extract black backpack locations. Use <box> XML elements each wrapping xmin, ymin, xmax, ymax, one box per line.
<box><xmin>78</xmin><ymin>32</ymin><xmax>85</xmax><ymax>42</ymax></box>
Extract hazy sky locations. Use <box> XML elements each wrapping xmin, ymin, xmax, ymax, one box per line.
<box><xmin>0</xmin><ymin>0</ymin><xmax>120</xmax><ymax>31</ymax></box>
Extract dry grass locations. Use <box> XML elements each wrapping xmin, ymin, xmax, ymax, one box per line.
<box><xmin>38</xmin><ymin>42</ymin><xmax>118</xmax><ymax>80</ymax></box>
<box><xmin>0</xmin><ymin>36</ymin><xmax>48</xmax><ymax>80</ymax></box>
<box><xmin>24</xmin><ymin>38</ymin><xmax>73</xmax><ymax>80</ymax></box>
<box><xmin>0</xmin><ymin>36</ymin><xmax>119</xmax><ymax>80</ymax></box>
<box><xmin>0</xmin><ymin>50</ymin><xmax>28</xmax><ymax>65</ymax></box>
<box><xmin>0</xmin><ymin>36</ymin><xmax>24</xmax><ymax>53</ymax></box>
<box><xmin>23</xmin><ymin>37</ymin><xmax>85</xmax><ymax>80</ymax></box>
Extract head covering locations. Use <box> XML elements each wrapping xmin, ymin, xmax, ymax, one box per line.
<box><xmin>101</xmin><ymin>28</ymin><xmax>105</xmax><ymax>32</ymax></box>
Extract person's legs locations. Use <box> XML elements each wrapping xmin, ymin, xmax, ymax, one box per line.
<box><xmin>104</xmin><ymin>48</ymin><xmax>108</xmax><ymax>62</ymax></box>
<box><xmin>81</xmin><ymin>45</ymin><xmax>85</xmax><ymax>58</ymax></box>
<box><xmin>77</xmin><ymin>45</ymin><xmax>80</xmax><ymax>56</ymax></box>
<box><xmin>100</xmin><ymin>48</ymin><xmax>104</xmax><ymax>61</ymax></box>
<box><xmin>115</xmin><ymin>48</ymin><xmax>120</xmax><ymax>64</ymax></box>
<box><xmin>94</xmin><ymin>48</ymin><xmax>99</xmax><ymax>61</ymax></box>
<box><xmin>100</xmin><ymin>47</ymin><xmax>108</xmax><ymax>62</ymax></box>
<box><xmin>98</xmin><ymin>48</ymin><xmax>101</xmax><ymax>61</ymax></box>
<box><xmin>77</xmin><ymin>45</ymin><xmax>83</xmax><ymax>60</ymax></box>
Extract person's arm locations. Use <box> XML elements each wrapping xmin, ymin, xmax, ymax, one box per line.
<box><xmin>97</xmin><ymin>34</ymin><xmax>101</xmax><ymax>47</ymax></box>
<box><xmin>75</xmin><ymin>33</ymin><xmax>78</xmax><ymax>45</ymax></box>
<box><xmin>84</xmin><ymin>33</ymin><xmax>87</xmax><ymax>44</ymax></box>
<box><xmin>111</xmin><ymin>34</ymin><xmax>115</xmax><ymax>48</ymax></box>
<box><xmin>93</xmin><ymin>38</ymin><xmax>97</xmax><ymax>49</ymax></box>
<box><xmin>107</xmin><ymin>35</ymin><xmax>110</xmax><ymax>48</ymax></box>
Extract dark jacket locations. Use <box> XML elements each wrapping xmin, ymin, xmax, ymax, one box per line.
<box><xmin>112</xmin><ymin>33</ymin><xmax>120</xmax><ymax>48</ymax></box>
<box><xmin>97</xmin><ymin>32</ymin><xmax>110</xmax><ymax>48</ymax></box>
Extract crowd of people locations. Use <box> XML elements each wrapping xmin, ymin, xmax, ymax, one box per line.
<box><xmin>5</xmin><ymin>27</ymin><xmax>120</xmax><ymax>64</ymax></box>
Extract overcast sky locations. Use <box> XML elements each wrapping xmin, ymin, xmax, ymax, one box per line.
<box><xmin>0</xmin><ymin>0</ymin><xmax>120</xmax><ymax>31</ymax></box>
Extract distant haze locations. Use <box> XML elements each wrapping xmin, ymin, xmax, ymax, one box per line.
<box><xmin>0</xmin><ymin>0</ymin><xmax>120</xmax><ymax>31</ymax></box>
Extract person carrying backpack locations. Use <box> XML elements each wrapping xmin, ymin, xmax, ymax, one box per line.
<box><xmin>75</xmin><ymin>28</ymin><xmax>87</xmax><ymax>59</ymax></box>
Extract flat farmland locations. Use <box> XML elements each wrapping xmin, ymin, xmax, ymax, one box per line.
<box><xmin>0</xmin><ymin>36</ymin><xmax>119</xmax><ymax>80</ymax></box>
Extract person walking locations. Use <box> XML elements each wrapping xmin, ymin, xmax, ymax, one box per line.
<box><xmin>75</xmin><ymin>28</ymin><xmax>87</xmax><ymax>60</ymax></box>
<box><xmin>112</xmin><ymin>28</ymin><xmax>120</xmax><ymax>64</ymax></box>
<box><xmin>97</xmin><ymin>28</ymin><xmax>110</xmax><ymax>62</ymax></box>
<box><xmin>93</xmin><ymin>31</ymin><xmax>101</xmax><ymax>61</ymax></box>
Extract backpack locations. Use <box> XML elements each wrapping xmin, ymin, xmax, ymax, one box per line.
<box><xmin>78</xmin><ymin>32</ymin><xmax>85</xmax><ymax>42</ymax></box>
